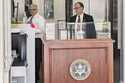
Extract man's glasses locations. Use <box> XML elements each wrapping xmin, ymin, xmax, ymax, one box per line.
<box><xmin>73</xmin><ymin>7</ymin><xmax>81</xmax><ymax>10</ymax></box>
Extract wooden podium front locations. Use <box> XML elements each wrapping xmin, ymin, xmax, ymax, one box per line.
<box><xmin>43</xmin><ymin>39</ymin><xmax>113</xmax><ymax>83</ymax></box>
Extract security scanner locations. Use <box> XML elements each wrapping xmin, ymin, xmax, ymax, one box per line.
<box><xmin>11</xmin><ymin>32</ymin><xmax>27</xmax><ymax>83</ymax></box>
<box><xmin>12</xmin><ymin>33</ymin><xmax>27</xmax><ymax>66</ymax></box>
<box><xmin>10</xmin><ymin>24</ymin><xmax>41</xmax><ymax>83</ymax></box>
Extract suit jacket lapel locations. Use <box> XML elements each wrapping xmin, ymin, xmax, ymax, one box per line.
<box><xmin>83</xmin><ymin>13</ymin><xmax>86</xmax><ymax>22</ymax></box>
<box><xmin>74</xmin><ymin>15</ymin><xmax>77</xmax><ymax>22</ymax></box>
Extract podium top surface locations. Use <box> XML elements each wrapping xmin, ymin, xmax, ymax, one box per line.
<box><xmin>44</xmin><ymin>39</ymin><xmax>113</xmax><ymax>49</ymax></box>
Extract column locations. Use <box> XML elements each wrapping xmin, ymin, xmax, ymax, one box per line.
<box><xmin>123</xmin><ymin>0</ymin><xmax>125</xmax><ymax>83</ymax></box>
<box><xmin>0</xmin><ymin>0</ymin><xmax>4</xmax><ymax>83</ymax></box>
<box><xmin>3</xmin><ymin>0</ymin><xmax>11</xmax><ymax>83</ymax></box>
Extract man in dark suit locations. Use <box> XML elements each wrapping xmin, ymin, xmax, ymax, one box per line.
<box><xmin>69</xmin><ymin>2</ymin><xmax>96</xmax><ymax>39</ymax></box>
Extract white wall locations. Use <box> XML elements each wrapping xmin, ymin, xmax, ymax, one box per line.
<box><xmin>54</xmin><ymin>0</ymin><xmax>65</xmax><ymax>21</ymax></box>
<box><xmin>90</xmin><ymin>0</ymin><xmax>106</xmax><ymax>22</ymax></box>
<box><xmin>0</xmin><ymin>0</ymin><xmax>4</xmax><ymax>82</ymax></box>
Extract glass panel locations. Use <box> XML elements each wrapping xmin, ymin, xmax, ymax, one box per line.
<box><xmin>45</xmin><ymin>22</ymin><xmax>111</xmax><ymax>40</ymax></box>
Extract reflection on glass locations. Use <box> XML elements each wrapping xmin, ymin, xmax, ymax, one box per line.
<box><xmin>44</xmin><ymin>0</ymin><xmax>54</xmax><ymax>19</ymax></box>
<box><xmin>45</xmin><ymin>22</ymin><xmax>111</xmax><ymax>40</ymax></box>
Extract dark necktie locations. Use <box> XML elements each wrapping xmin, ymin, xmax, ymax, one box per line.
<box><xmin>77</xmin><ymin>16</ymin><xmax>81</xmax><ymax>31</ymax></box>
<box><xmin>27</xmin><ymin>16</ymin><xmax>33</xmax><ymax>24</ymax></box>
<box><xmin>78</xmin><ymin>16</ymin><xmax>80</xmax><ymax>23</ymax></box>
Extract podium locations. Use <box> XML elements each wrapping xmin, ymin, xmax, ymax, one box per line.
<box><xmin>42</xmin><ymin>39</ymin><xmax>113</xmax><ymax>83</ymax></box>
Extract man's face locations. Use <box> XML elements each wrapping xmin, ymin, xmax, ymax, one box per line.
<box><xmin>29</xmin><ymin>5</ymin><xmax>38</xmax><ymax>16</ymax></box>
<box><xmin>74</xmin><ymin>3</ymin><xmax>83</xmax><ymax>15</ymax></box>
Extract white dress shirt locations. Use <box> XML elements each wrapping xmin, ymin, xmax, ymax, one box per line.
<box><xmin>75</xmin><ymin>13</ymin><xmax>84</xmax><ymax>23</ymax></box>
<box><xmin>27</xmin><ymin>13</ymin><xmax>46</xmax><ymax>39</ymax></box>
<box><xmin>75</xmin><ymin>13</ymin><xmax>85</xmax><ymax>39</ymax></box>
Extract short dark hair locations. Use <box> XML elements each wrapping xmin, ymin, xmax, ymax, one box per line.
<box><xmin>75</xmin><ymin>2</ymin><xmax>84</xmax><ymax>8</ymax></box>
